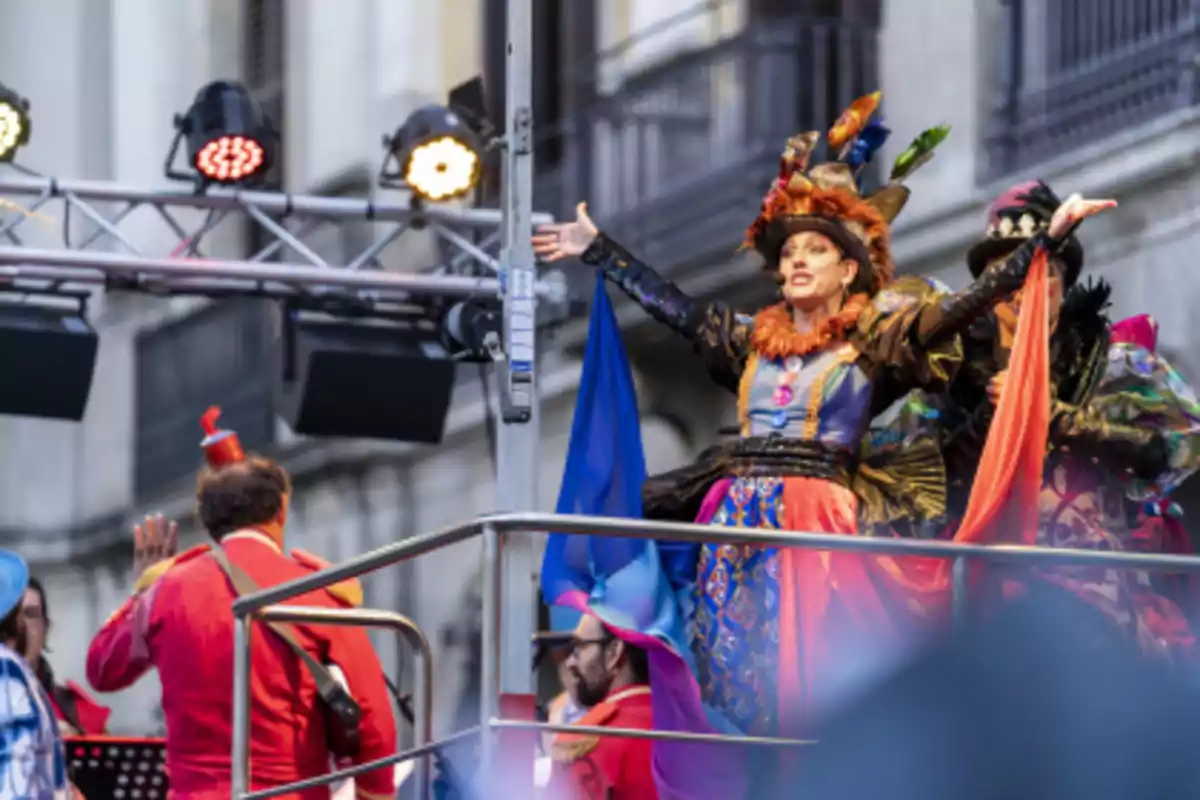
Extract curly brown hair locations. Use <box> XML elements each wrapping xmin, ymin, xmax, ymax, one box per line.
<box><xmin>749</xmin><ymin>183</ymin><xmax>895</xmax><ymax>296</ymax></box>
<box><xmin>195</xmin><ymin>456</ymin><xmax>291</xmax><ymax>539</ymax></box>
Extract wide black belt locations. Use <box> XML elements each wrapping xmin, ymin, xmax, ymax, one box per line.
<box><xmin>722</xmin><ymin>436</ymin><xmax>855</xmax><ymax>481</ymax></box>
<box><xmin>642</xmin><ymin>436</ymin><xmax>854</xmax><ymax>521</ymax></box>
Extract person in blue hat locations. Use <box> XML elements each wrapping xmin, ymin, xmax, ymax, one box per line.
<box><xmin>0</xmin><ymin>549</ymin><xmax>68</xmax><ymax>799</ymax></box>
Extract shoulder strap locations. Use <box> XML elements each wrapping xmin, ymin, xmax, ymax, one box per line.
<box><xmin>208</xmin><ymin>545</ymin><xmax>344</xmax><ymax>699</ymax></box>
<box><xmin>52</xmin><ymin>684</ymin><xmax>82</xmax><ymax>734</ymax></box>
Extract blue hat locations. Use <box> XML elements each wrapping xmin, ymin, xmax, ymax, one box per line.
<box><xmin>0</xmin><ymin>551</ymin><xmax>29</xmax><ymax>620</ymax></box>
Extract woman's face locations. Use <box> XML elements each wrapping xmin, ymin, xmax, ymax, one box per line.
<box><xmin>778</xmin><ymin>230</ymin><xmax>858</xmax><ymax>310</ymax></box>
<box><xmin>21</xmin><ymin>588</ymin><xmax>46</xmax><ymax>665</ymax></box>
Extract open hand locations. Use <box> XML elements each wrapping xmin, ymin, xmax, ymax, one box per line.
<box><xmin>133</xmin><ymin>514</ymin><xmax>179</xmax><ymax>580</ymax></box>
<box><xmin>531</xmin><ymin>202</ymin><xmax>600</xmax><ymax>262</ymax></box>
<box><xmin>988</xmin><ymin>370</ymin><xmax>1007</xmax><ymax>407</ymax></box>
<box><xmin>1048</xmin><ymin>193</ymin><xmax>1117</xmax><ymax>239</ymax></box>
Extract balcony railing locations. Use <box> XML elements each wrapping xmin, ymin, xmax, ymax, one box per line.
<box><xmin>134</xmin><ymin>298</ymin><xmax>277</xmax><ymax>499</ymax></box>
<box><xmin>535</xmin><ymin>15</ymin><xmax>879</xmax><ymax>278</ymax></box>
<box><xmin>984</xmin><ymin>0</ymin><xmax>1200</xmax><ymax>180</ymax></box>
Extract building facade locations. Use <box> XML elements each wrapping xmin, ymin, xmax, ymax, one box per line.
<box><xmin>0</xmin><ymin>0</ymin><xmax>1195</xmax><ymax>740</ymax></box>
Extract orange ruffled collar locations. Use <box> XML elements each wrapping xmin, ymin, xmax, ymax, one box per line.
<box><xmin>750</xmin><ymin>294</ymin><xmax>869</xmax><ymax>360</ymax></box>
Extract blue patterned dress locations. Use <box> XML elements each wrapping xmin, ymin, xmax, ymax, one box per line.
<box><xmin>0</xmin><ymin>642</ymin><xmax>67</xmax><ymax>799</ymax></box>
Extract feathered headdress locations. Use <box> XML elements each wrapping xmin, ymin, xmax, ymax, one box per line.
<box><xmin>745</xmin><ymin>90</ymin><xmax>950</xmax><ymax>295</ymax></box>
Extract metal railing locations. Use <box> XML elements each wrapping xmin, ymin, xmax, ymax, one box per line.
<box><xmin>231</xmin><ymin>606</ymin><xmax>435</xmax><ymax>800</ymax></box>
<box><xmin>983</xmin><ymin>0</ymin><xmax>1200</xmax><ymax>180</ymax></box>
<box><xmin>229</xmin><ymin>511</ymin><xmax>1200</xmax><ymax>799</ymax></box>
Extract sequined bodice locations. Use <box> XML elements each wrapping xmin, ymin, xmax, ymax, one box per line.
<box><xmin>742</xmin><ymin>343</ymin><xmax>873</xmax><ymax>448</ymax></box>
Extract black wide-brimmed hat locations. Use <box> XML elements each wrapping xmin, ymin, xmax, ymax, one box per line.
<box><xmin>966</xmin><ymin>180</ymin><xmax>1084</xmax><ymax>286</ymax></box>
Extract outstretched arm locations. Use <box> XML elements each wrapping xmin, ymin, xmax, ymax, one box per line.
<box><xmin>916</xmin><ymin>232</ymin><xmax>1053</xmax><ymax>348</ymax></box>
<box><xmin>917</xmin><ymin>193</ymin><xmax>1117</xmax><ymax>348</ymax></box>
<box><xmin>534</xmin><ymin>203</ymin><xmax>751</xmax><ymax>392</ymax></box>
<box><xmin>579</xmin><ymin>232</ymin><xmax>699</xmax><ymax>339</ymax></box>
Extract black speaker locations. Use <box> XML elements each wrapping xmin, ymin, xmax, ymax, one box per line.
<box><xmin>0</xmin><ymin>302</ymin><xmax>98</xmax><ymax>421</ymax></box>
<box><xmin>277</xmin><ymin>312</ymin><xmax>457</xmax><ymax>442</ymax></box>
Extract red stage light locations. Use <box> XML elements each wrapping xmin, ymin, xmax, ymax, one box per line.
<box><xmin>194</xmin><ymin>135</ymin><xmax>266</xmax><ymax>183</ymax></box>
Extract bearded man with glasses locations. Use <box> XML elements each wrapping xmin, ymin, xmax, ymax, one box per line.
<box><xmin>543</xmin><ymin>615</ymin><xmax>656</xmax><ymax>799</ymax></box>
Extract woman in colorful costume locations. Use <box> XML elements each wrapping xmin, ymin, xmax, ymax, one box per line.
<box><xmin>535</xmin><ymin>94</ymin><xmax>1111</xmax><ymax>798</ymax></box>
<box><xmin>936</xmin><ymin>184</ymin><xmax>1200</xmax><ymax>658</ymax></box>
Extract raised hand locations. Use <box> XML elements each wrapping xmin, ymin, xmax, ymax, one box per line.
<box><xmin>988</xmin><ymin>369</ymin><xmax>1007</xmax><ymax>407</ymax></box>
<box><xmin>1049</xmin><ymin>193</ymin><xmax>1117</xmax><ymax>239</ymax></box>
<box><xmin>133</xmin><ymin>514</ymin><xmax>180</xmax><ymax>580</ymax></box>
<box><xmin>531</xmin><ymin>201</ymin><xmax>600</xmax><ymax>262</ymax></box>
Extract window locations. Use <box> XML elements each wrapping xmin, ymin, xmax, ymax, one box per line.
<box><xmin>983</xmin><ymin>0</ymin><xmax>1198</xmax><ymax>180</ymax></box>
<box><xmin>483</xmin><ymin>0</ymin><xmax>597</xmax><ymax>213</ymax></box>
<box><xmin>134</xmin><ymin>298</ymin><xmax>277</xmax><ymax>499</ymax></box>
<box><xmin>556</xmin><ymin>2</ymin><xmax>879</xmax><ymax>268</ymax></box>
<box><xmin>245</xmin><ymin>0</ymin><xmax>287</xmax><ymax>255</ymax></box>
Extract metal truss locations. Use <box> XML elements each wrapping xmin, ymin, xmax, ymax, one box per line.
<box><xmin>0</xmin><ymin>165</ymin><xmax>561</xmax><ymax>305</ymax></box>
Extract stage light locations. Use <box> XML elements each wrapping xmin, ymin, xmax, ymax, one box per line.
<box><xmin>381</xmin><ymin>105</ymin><xmax>482</xmax><ymax>202</ymax></box>
<box><xmin>0</xmin><ymin>84</ymin><xmax>32</xmax><ymax>163</ymax></box>
<box><xmin>165</xmin><ymin>81</ymin><xmax>276</xmax><ymax>188</ymax></box>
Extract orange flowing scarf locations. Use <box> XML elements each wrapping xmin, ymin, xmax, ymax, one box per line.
<box><xmin>848</xmin><ymin>248</ymin><xmax>1054</xmax><ymax>621</ymax></box>
<box><xmin>951</xmin><ymin>248</ymin><xmax>1052</xmax><ymax>549</ymax></box>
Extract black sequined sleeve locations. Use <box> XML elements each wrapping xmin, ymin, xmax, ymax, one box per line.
<box><xmin>581</xmin><ymin>233</ymin><xmax>752</xmax><ymax>393</ymax></box>
<box><xmin>915</xmin><ymin>233</ymin><xmax>1052</xmax><ymax>348</ymax></box>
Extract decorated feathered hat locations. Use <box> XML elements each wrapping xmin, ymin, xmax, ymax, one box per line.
<box><xmin>745</xmin><ymin>90</ymin><xmax>950</xmax><ymax>295</ymax></box>
<box><xmin>966</xmin><ymin>180</ymin><xmax>1084</xmax><ymax>286</ymax></box>
<box><xmin>200</xmin><ymin>406</ymin><xmax>245</xmax><ymax>469</ymax></box>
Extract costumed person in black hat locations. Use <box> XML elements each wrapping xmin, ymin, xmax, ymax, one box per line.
<box><xmin>0</xmin><ymin>550</ymin><xmax>70</xmax><ymax>798</ymax></box>
<box><xmin>85</xmin><ymin>408</ymin><xmax>399</xmax><ymax>800</ymax></box>
<box><xmin>936</xmin><ymin>181</ymin><xmax>1200</xmax><ymax>661</ymax></box>
<box><xmin>533</xmin><ymin>92</ymin><xmax>1117</xmax><ymax>797</ymax></box>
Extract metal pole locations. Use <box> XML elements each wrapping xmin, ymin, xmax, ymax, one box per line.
<box><xmin>231</xmin><ymin>614</ymin><xmax>253</xmax><ymax>799</ymax></box>
<box><xmin>493</xmin><ymin>0</ymin><xmax>540</xmax><ymax>783</ymax></box>
<box><xmin>0</xmin><ymin>175</ymin><xmax>556</xmax><ymax>227</ymax></box>
<box><xmin>479</xmin><ymin>524</ymin><xmax>503</xmax><ymax>782</ymax></box>
<box><xmin>950</xmin><ymin>556</ymin><xmax>969</xmax><ymax>634</ymax></box>
<box><xmin>0</xmin><ymin>268</ymin><xmax>448</xmax><ymax>303</ymax></box>
<box><xmin>234</xmin><ymin>512</ymin><xmax>1200</xmax><ymax>617</ymax></box>
<box><xmin>0</xmin><ymin>247</ymin><xmax>564</xmax><ymax>298</ymax></box>
<box><xmin>258</xmin><ymin>606</ymin><xmax>435</xmax><ymax>800</ymax></box>
<box><xmin>491</xmin><ymin>719</ymin><xmax>816</xmax><ymax>748</ymax></box>
<box><xmin>240</xmin><ymin>728</ymin><xmax>483</xmax><ymax>800</ymax></box>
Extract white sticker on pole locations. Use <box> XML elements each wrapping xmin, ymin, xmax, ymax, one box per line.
<box><xmin>510</xmin><ymin>268</ymin><xmax>535</xmax><ymax>301</ymax></box>
<box><xmin>509</xmin><ymin>299</ymin><xmax>535</xmax><ymax>320</ymax></box>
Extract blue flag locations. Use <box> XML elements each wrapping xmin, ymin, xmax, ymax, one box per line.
<box><xmin>541</xmin><ymin>271</ymin><xmax>648</xmax><ymax>632</ymax></box>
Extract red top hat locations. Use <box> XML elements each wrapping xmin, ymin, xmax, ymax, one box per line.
<box><xmin>200</xmin><ymin>406</ymin><xmax>245</xmax><ymax>468</ymax></box>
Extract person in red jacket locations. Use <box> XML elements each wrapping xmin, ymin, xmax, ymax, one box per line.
<box><xmin>85</xmin><ymin>409</ymin><xmax>397</xmax><ymax>800</ymax></box>
<box><xmin>22</xmin><ymin>577</ymin><xmax>112</xmax><ymax>736</ymax></box>
<box><xmin>546</xmin><ymin>615</ymin><xmax>657</xmax><ymax>800</ymax></box>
